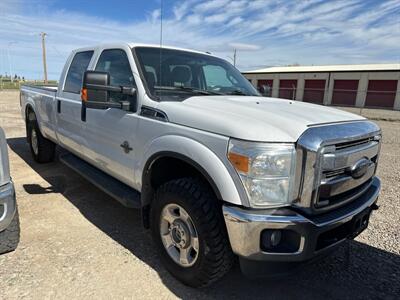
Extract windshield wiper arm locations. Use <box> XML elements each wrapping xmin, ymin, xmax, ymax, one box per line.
<box><xmin>154</xmin><ymin>85</ymin><xmax>222</xmax><ymax>95</ymax></box>
<box><xmin>227</xmin><ymin>89</ymin><xmax>248</xmax><ymax>95</ymax></box>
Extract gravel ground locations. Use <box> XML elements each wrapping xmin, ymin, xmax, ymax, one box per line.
<box><xmin>0</xmin><ymin>91</ymin><xmax>399</xmax><ymax>299</ymax></box>
<box><xmin>337</xmin><ymin>106</ymin><xmax>400</xmax><ymax>122</ymax></box>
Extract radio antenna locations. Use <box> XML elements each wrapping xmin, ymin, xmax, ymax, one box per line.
<box><xmin>159</xmin><ymin>0</ymin><xmax>163</xmax><ymax>92</ymax></box>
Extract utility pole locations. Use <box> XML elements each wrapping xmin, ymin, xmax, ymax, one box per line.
<box><xmin>6</xmin><ymin>47</ymin><xmax>12</xmax><ymax>82</ymax></box>
<box><xmin>40</xmin><ymin>32</ymin><xmax>48</xmax><ymax>83</ymax></box>
<box><xmin>228</xmin><ymin>49</ymin><xmax>237</xmax><ymax>67</ymax></box>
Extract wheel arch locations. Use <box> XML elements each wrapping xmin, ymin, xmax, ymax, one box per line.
<box><xmin>141</xmin><ymin>151</ymin><xmax>223</xmax><ymax>205</ymax></box>
<box><xmin>139</xmin><ymin>135</ymin><xmax>244</xmax><ymax>227</ymax></box>
<box><xmin>24</xmin><ymin>103</ymin><xmax>37</xmax><ymax>141</ymax></box>
<box><xmin>25</xmin><ymin>103</ymin><xmax>36</xmax><ymax>121</ymax></box>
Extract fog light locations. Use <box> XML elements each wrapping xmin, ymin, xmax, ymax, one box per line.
<box><xmin>261</xmin><ymin>230</ymin><xmax>282</xmax><ymax>249</ymax></box>
<box><xmin>261</xmin><ymin>229</ymin><xmax>301</xmax><ymax>253</ymax></box>
<box><xmin>270</xmin><ymin>230</ymin><xmax>282</xmax><ymax>247</ymax></box>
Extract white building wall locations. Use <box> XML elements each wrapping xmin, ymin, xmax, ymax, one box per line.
<box><xmin>394</xmin><ymin>80</ymin><xmax>400</xmax><ymax>110</ymax></box>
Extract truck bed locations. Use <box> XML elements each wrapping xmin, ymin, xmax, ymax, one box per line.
<box><xmin>20</xmin><ymin>84</ymin><xmax>58</xmax><ymax>96</ymax></box>
<box><xmin>20</xmin><ymin>84</ymin><xmax>59</xmax><ymax>143</ymax></box>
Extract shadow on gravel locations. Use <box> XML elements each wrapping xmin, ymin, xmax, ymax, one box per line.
<box><xmin>7</xmin><ymin>137</ymin><xmax>400</xmax><ymax>300</ymax></box>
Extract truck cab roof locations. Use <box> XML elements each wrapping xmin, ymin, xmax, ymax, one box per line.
<box><xmin>72</xmin><ymin>43</ymin><xmax>213</xmax><ymax>57</ymax></box>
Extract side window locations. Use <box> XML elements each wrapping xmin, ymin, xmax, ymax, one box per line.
<box><xmin>95</xmin><ymin>49</ymin><xmax>135</xmax><ymax>102</ymax></box>
<box><xmin>64</xmin><ymin>51</ymin><xmax>94</xmax><ymax>94</ymax></box>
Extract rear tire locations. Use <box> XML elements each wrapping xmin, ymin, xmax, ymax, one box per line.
<box><xmin>0</xmin><ymin>208</ymin><xmax>20</xmax><ymax>254</ymax></box>
<box><xmin>150</xmin><ymin>177</ymin><xmax>234</xmax><ymax>287</ymax></box>
<box><xmin>27</xmin><ymin>119</ymin><xmax>55</xmax><ymax>163</ymax></box>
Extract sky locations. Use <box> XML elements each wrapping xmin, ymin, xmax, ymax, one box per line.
<box><xmin>0</xmin><ymin>0</ymin><xmax>399</xmax><ymax>80</ymax></box>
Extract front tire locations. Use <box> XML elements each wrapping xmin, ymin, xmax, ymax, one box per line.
<box><xmin>151</xmin><ymin>177</ymin><xmax>234</xmax><ymax>287</ymax></box>
<box><xmin>0</xmin><ymin>208</ymin><xmax>20</xmax><ymax>254</ymax></box>
<box><xmin>27</xmin><ymin>119</ymin><xmax>55</xmax><ymax>163</ymax></box>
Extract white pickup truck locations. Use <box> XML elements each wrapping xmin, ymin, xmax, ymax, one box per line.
<box><xmin>20</xmin><ymin>43</ymin><xmax>381</xmax><ymax>287</ymax></box>
<box><xmin>0</xmin><ymin>127</ymin><xmax>19</xmax><ymax>254</ymax></box>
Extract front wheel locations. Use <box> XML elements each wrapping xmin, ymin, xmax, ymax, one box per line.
<box><xmin>151</xmin><ymin>178</ymin><xmax>234</xmax><ymax>287</ymax></box>
<box><xmin>0</xmin><ymin>208</ymin><xmax>20</xmax><ymax>254</ymax></box>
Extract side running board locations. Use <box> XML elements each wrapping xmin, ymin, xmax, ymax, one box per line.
<box><xmin>59</xmin><ymin>152</ymin><xmax>141</xmax><ymax>208</ymax></box>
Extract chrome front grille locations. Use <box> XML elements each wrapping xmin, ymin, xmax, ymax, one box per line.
<box><xmin>294</xmin><ymin>121</ymin><xmax>381</xmax><ymax>214</ymax></box>
<box><xmin>334</xmin><ymin>137</ymin><xmax>374</xmax><ymax>150</ymax></box>
<box><xmin>315</xmin><ymin>137</ymin><xmax>380</xmax><ymax>211</ymax></box>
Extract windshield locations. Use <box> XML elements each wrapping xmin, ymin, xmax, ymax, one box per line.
<box><xmin>134</xmin><ymin>47</ymin><xmax>259</xmax><ymax>101</ymax></box>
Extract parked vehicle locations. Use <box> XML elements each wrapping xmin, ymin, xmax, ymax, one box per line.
<box><xmin>20</xmin><ymin>43</ymin><xmax>381</xmax><ymax>287</ymax></box>
<box><xmin>0</xmin><ymin>127</ymin><xmax>20</xmax><ymax>254</ymax></box>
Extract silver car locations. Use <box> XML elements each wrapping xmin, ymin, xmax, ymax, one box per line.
<box><xmin>0</xmin><ymin>127</ymin><xmax>19</xmax><ymax>254</ymax></box>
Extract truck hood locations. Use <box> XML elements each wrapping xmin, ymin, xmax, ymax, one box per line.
<box><xmin>157</xmin><ymin>96</ymin><xmax>365</xmax><ymax>142</ymax></box>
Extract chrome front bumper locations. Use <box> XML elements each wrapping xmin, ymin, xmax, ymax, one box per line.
<box><xmin>0</xmin><ymin>181</ymin><xmax>16</xmax><ymax>232</ymax></box>
<box><xmin>223</xmin><ymin>177</ymin><xmax>380</xmax><ymax>262</ymax></box>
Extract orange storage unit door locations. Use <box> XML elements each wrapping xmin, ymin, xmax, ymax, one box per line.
<box><xmin>303</xmin><ymin>80</ymin><xmax>326</xmax><ymax>104</ymax></box>
<box><xmin>365</xmin><ymin>80</ymin><xmax>397</xmax><ymax>108</ymax></box>
<box><xmin>331</xmin><ymin>80</ymin><xmax>359</xmax><ymax>106</ymax></box>
<box><xmin>279</xmin><ymin>80</ymin><xmax>297</xmax><ymax>100</ymax></box>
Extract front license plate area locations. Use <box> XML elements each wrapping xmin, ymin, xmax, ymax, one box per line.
<box><xmin>348</xmin><ymin>207</ymin><xmax>372</xmax><ymax>238</ymax></box>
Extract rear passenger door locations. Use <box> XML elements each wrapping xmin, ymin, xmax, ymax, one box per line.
<box><xmin>56</xmin><ymin>50</ymin><xmax>94</xmax><ymax>154</ymax></box>
<box><xmin>80</xmin><ymin>49</ymin><xmax>139</xmax><ymax>186</ymax></box>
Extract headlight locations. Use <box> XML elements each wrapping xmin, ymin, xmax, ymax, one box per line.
<box><xmin>228</xmin><ymin>139</ymin><xmax>296</xmax><ymax>208</ymax></box>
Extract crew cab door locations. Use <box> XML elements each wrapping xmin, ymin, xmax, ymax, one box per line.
<box><xmin>55</xmin><ymin>50</ymin><xmax>94</xmax><ymax>152</ymax></box>
<box><xmin>80</xmin><ymin>48</ymin><xmax>139</xmax><ymax>187</ymax></box>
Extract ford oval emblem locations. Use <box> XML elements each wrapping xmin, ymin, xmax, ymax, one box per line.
<box><xmin>350</xmin><ymin>158</ymin><xmax>373</xmax><ymax>179</ymax></box>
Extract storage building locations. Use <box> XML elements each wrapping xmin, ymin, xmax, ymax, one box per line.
<box><xmin>243</xmin><ymin>64</ymin><xmax>400</xmax><ymax>110</ymax></box>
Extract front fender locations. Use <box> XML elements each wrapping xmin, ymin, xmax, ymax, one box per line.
<box><xmin>139</xmin><ymin>135</ymin><xmax>243</xmax><ymax>206</ymax></box>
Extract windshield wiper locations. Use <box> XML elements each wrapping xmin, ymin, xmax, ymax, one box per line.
<box><xmin>154</xmin><ymin>85</ymin><xmax>223</xmax><ymax>95</ymax></box>
<box><xmin>227</xmin><ymin>89</ymin><xmax>248</xmax><ymax>95</ymax></box>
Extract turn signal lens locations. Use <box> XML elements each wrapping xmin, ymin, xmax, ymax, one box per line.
<box><xmin>228</xmin><ymin>152</ymin><xmax>249</xmax><ymax>173</ymax></box>
<box><xmin>81</xmin><ymin>88</ymin><xmax>87</xmax><ymax>101</ymax></box>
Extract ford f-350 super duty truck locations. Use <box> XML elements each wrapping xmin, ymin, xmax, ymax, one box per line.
<box><xmin>20</xmin><ymin>43</ymin><xmax>381</xmax><ymax>287</ymax></box>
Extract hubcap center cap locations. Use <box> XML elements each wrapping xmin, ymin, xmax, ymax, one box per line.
<box><xmin>170</xmin><ymin>220</ymin><xmax>190</xmax><ymax>248</ymax></box>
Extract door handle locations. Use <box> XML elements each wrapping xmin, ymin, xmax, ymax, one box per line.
<box><xmin>57</xmin><ymin>99</ymin><xmax>61</xmax><ymax>113</ymax></box>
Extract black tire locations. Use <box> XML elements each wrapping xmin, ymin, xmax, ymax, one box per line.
<box><xmin>151</xmin><ymin>177</ymin><xmax>234</xmax><ymax>287</ymax></box>
<box><xmin>0</xmin><ymin>208</ymin><xmax>20</xmax><ymax>254</ymax></box>
<box><xmin>27</xmin><ymin>119</ymin><xmax>55</xmax><ymax>163</ymax></box>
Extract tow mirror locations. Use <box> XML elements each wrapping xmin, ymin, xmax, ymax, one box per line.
<box><xmin>81</xmin><ymin>71</ymin><xmax>136</xmax><ymax>111</ymax></box>
<box><xmin>82</xmin><ymin>71</ymin><xmax>109</xmax><ymax>105</ymax></box>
